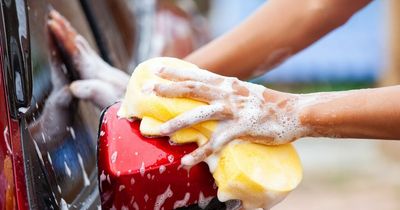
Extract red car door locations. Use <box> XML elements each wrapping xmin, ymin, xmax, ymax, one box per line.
<box><xmin>0</xmin><ymin>42</ymin><xmax>18</xmax><ymax>210</ymax></box>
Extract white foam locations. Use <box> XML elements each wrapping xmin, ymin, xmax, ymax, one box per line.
<box><xmin>77</xmin><ymin>153</ymin><xmax>90</xmax><ymax>186</ymax></box>
<box><xmin>67</xmin><ymin>126</ymin><xmax>76</xmax><ymax>140</ymax></box>
<box><xmin>64</xmin><ymin>161</ymin><xmax>71</xmax><ymax>177</ymax></box>
<box><xmin>32</xmin><ymin>140</ymin><xmax>43</xmax><ymax>164</ymax></box>
<box><xmin>173</xmin><ymin>192</ymin><xmax>190</xmax><ymax>209</ymax></box>
<box><xmin>111</xmin><ymin>151</ymin><xmax>118</xmax><ymax>164</ymax></box>
<box><xmin>159</xmin><ymin>165</ymin><xmax>166</xmax><ymax>174</ymax></box>
<box><xmin>132</xmin><ymin>202</ymin><xmax>139</xmax><ymax>210</ymax></box>
<box><xmin>3</xmin><ymin>127</ymin><xmax>12</xmax><ymax>154</ymax></box>
<box><xmin>154</xmin><ymin>185</ymin><xmax>173</xmax><ymax>210</ymax></box>
<box><xmin>100</xmin><ymin>130</ymin><xmax>105</xmax><ymax>136</ymax></box>
<box><xmin>47</xmin><ymin>152</ymin><xmax>52</xmax><ymax>165</ymax></box>
<box><xmin>204</xmin><ymin>153</ymin><xmax>220</xmax><ymax>173</ymax></box>
<box><xmin>139</xmin><ymin>162</ymin><xmax>145</xmax><ymax>176</ymax></box>
<box><xmin>99</xmin><ymin>170</ymin><xmax>106</xmax><ymax>191</ymax></box>
<box><xmin>60</xmin><ymin>198</ymin><xmax>69</xmax><ymax>210</ymax></box>
<box><xmin>119</xmin><ymin>185</ymin><xmax>125</xmax><ymax>191</ymax></box>
<box><xmin>18</xmin><ymin>106</ymin><xmax>29</xmax><ymax>114</ymax></box>
<box><xmin>167</xmin><ymin>155</ymin><xmax>174</xmax><ymax>163</ymax></box>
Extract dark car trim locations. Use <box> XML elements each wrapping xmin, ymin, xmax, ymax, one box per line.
<box><xmin>1</xmin><ymin>0</ymin><xmax>31</xmax><ymax>119</ymax></box>
<box><xmin>79</xmin><ymin>0</ymin><xmax>113</xmax><ymax>65</ymax></box>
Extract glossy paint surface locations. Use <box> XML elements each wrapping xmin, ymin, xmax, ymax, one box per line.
<box><xmin>0</xmin><ymin>43</ymin><xmax>17</xmax><ymax>210</ymax></box>
<box><xmin>98</xmin><ymin>103</ymin><xmax>217</xmax><ymax>209</ymax></box>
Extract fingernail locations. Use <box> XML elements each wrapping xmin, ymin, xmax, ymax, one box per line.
<box><xmin>51</xmin><ymin>9</ymin><xmax>60</xmax><ymax>18</ymax></box>
<box><xmin>181</xmin><ymin>155</ymin><xmax>195</xmax><ymax>166</ymax></box>
<box><xmin>47</xmin><ymin>19</ymin><xmax>54</xmax><ymax>26</ymax></box>
<box><xmin>70</xmin><ymin>82</ymin><xmax>91</xmax><ymax>98</ymax></box>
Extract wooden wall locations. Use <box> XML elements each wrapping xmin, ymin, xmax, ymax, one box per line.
<box><xmin>381</xmin><ymin>0</ymin><xmax>400</xmax><ymax>85</ymax></box>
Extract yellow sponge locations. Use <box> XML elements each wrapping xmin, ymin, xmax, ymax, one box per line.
<box><xmin>118</xmin><ymin>57</ymin><xmax>302</xmax><ymax>209</ymax></box>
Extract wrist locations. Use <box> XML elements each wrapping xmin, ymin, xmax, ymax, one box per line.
<box><xmin>262</xmin><ymin>90</ymin><xmax>313</xmax><ymax>142</ymax></box>
<box><xmin>298</xmin><ymin>102</ymin><xmax>321</xmax><ymax>137</ymax></box>
<box><xmin>297</xmin><ymin>93</ymin><xmax>339</xmax><ymax>138</ymax></box>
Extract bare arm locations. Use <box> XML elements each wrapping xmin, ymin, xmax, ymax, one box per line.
<box><xmin>151</xmin><ymin>66</ymin><xmax>400</xmax><ymax>166</ymax></box>
<box><xmin>185</xmin><ymin>0</ymin><xmax>371</xmax><ymax>79</ymax></box>
<box><xmin>300</xmin><ymin>86</ymin><xmax>400</xmax><ymax>140</ymax></box>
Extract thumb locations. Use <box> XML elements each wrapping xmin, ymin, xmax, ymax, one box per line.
<box><xmin>70</xmin><ymin>79</ymin><xmax>121</xmax><ymax>109</ymax></box>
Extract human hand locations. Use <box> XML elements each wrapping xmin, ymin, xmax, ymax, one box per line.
<box><xmin>47</xmin><ymin>10</ymin><xmax>129</xmax><ymax>109</ymax></box>
<box><xmin>151</xmin><ymin>67</ymin><xmax>310</xmax><ymax>166</ymax></box>
<box><xmin>29</xmin><ymin>37</ymin><xmax>74</xmax><ymax>148</ymax></box>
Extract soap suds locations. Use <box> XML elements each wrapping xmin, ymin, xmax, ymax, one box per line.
<box><xmin>159</xmin><ymin>165</ymin><xmax>166</xmax><ymax>174</ymax></box>
<box><xmin>168</xmin><ymin>154</ymin><xmax>174</xmax><ymax>163</ymax></box>
<box><xmin>3</xmin><ymin>127</ymin><xmax>12</xmax><ymax>154</ymax></box>
<box><xmin>64</xmin><ymin>161</ymin><xmax>71</xmax><ymax>177</ymax></box>
<box><xmin>111</xmin><ymin>151</ymin><xmax>118</xmax><ymax>164</ymax></box>
<box><xmin>78</xmin><ymin>153</ymin><xmax>90</xmax><ymax>186</ymax></box>
<box><xmin>154</xmin><ymin>185</ymin><xmax>173</xmax><ymax>210</ymax></box>
<box><xmin>139</xmin><ymin>162</ymin><xmax>145</xmax><ymax>176</ymax></box>
<box><xmin>173</xmin><ymin>192</ymin><xmax>190</xmax><ymax>209</ymax></box>
<box><xmin>99</xmin><ymin>170</ymin><xmax>106</xmax><ymax>191</ymax></box>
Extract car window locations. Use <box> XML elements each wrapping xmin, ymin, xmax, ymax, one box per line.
<box><xmin>83</xmin><ymin>0</ymin><xmax>211</xmax><ymax>73</ymax></box>
<box><xmin>22</xmin><ymin>0</ymin><xmax>101</xmax><ymax>209</ymax></box>
<box><xmin>80</xmin><ymin>0</ymin><xmax>137</xmax><ymax>72</ymax></box>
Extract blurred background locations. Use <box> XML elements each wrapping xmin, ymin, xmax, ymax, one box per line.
<box><xmin>149</xmin><ymin>0</ymin><xmax>400</xmax><ymax>209</ymax></box>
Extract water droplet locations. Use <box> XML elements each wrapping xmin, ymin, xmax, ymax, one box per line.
<box><xmin>168</xmin><ymin>155</ymin><xmax>174</xmax><ymax>163</ymax></box>
<box><xmin>100</xmin><ymin>130</ymin><xmax>105</xmax><ymax>136</ymax></box>
<box><xmin>77</xmin><ymin>153</ymin><xmax>90</xmax><ymax>186</ymax></box>
<box><xmin>64</xmin><ymin>161</ymin><xmax>71</xmax><ymax>177</ymax></box>
<box><xmin>119</xmin><ymin>185</ymin><xmax>125</xmax><ymax>191</ymax></box>
<box><xmin>159</xmin><ymin>165</ymin><xmax>166</xmax><ymax>174</ymax></box>
<box><xmin>111</xmin><ymin>151</ymin><xmax>118</xmax><ymax>164</ymax></box>
<box><xmin>140</xmin><ymin>162</ymin><xmax>145</xmax><ymax>176</ymax></box>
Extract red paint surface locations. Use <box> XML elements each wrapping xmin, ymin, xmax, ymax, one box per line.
<box><xmin>0</xmin><ymin>45</ymin><xmax>19</xmax><ymax>210</ymax></box>
<box><xmin>98</xmin><ymin>103</ymin><xmax>217</xmax><ymax>209</ymax></box>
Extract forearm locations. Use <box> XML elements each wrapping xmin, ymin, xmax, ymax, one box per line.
<box><xmin>185</xmin><ymin>0</ymin><xmax>370</xmax><ymax>79</ymax></box>
<box><xmin>299</xmin><ymin>86</ymin><xmax>400</xmax><ymax>140</ymax></box>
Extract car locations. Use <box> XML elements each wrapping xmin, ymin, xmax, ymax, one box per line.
<box><xmin>0</xmin><ymin>0</ymin><xmax>222</xmax><ymax>209</ymax></box>
<box><xmin>0</xmin><ymin>0</ymin><xmax>138</xmax><ymax>208</ymax></box>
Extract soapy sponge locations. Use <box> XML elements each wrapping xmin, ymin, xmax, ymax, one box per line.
<box><xmin>118</xmin><ymin>57</ymin><xmax>302</xmax><ymax>209</ymax></box>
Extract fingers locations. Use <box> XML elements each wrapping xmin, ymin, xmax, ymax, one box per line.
<box><xmin>159</xmin><ymin>104</ymin><xmax>232</xmax><ymax>135</ymax></box>
<box><xmin>48</xmin><ymin>10</ymin><xmax>79</xmax><ymax>56</ymax></box>
<box><xmin>153</xmin><ymin>81</ymin><xmax>227</xmax><ymax>102</ymax></box>
<box><xmin>70</xmin><ymin>80</ymin><xmax>122</xmax><ymax>109</ymax></box>
<box><xmin>74</xmin><ymin>34</ymin><xmax>95</xmax><ymax>55</ymax></box>
<box><xmin>181</xmin><ymin>129</ymin><xmax>241</xmax><ymax>166</ymax></box>
<box><xmin>48</xmin><ymin>86</ymin><xmax>73</xmax><ymax>108</ymax></box>
<box><xmin>181</xmin><ymin>142</ymin><xmax>212</xmax><ymax>166</ymax></box>
<box><xmin>155</xmin><ymin>66</ymin><xmax>224</xmax><ymax>85</ymax></box>
<box><xmin>48</xmin><ymin>10</ymin><xmax>96</xmax><ymax>59</ymax></box>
